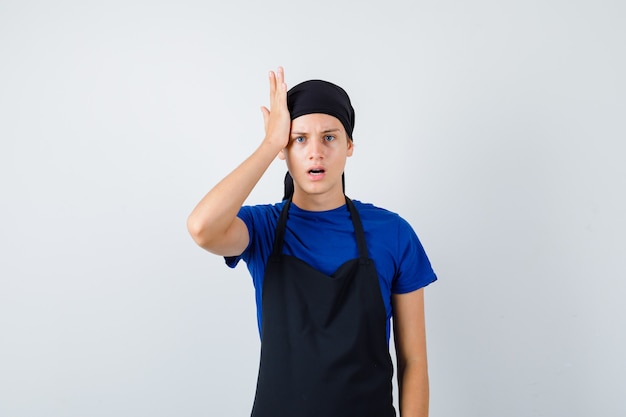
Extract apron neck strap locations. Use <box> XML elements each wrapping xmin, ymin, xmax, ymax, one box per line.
<box><xmin>271</xmin><ymin>198</ymin><xmax>293</xmax><ymax>256</ymax></box>
<box><xmin>345</xmin><ymin>197</ymin><xmax>368</xmax><ymax>260</ymax></box>
<box><xmin>272</xmin><ymin>196</ymin><xmax>369</xmax><ymax>260</ymax></box>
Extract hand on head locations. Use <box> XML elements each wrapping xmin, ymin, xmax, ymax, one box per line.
<box><xmin>261</xmin><ymin>67</ymin><xmax>291</xmax><ymax>150</ymax></box>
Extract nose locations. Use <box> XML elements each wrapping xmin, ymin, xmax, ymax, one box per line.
<box><xmin>308</xmin><ymin>138</ymin><xmax>325</xmax><ymax>159</ymax></box>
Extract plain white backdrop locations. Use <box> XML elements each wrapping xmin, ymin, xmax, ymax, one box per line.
<box><xmin>2</xmin><ymin>0</ymin><xmax>625</xmax><ymax>416</ymax></box>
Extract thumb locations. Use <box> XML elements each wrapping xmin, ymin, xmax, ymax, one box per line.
<box><xmin>261</xmin><ymin>106</ymin><xmax>270</xmax><ymax>132</ymax></box>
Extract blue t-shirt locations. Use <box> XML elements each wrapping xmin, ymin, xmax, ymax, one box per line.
<box><xmin>226</xmin><ymin>200</ymin><xmax>437</xmax><ymax>342</ymax></box>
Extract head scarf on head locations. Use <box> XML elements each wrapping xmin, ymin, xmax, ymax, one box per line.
<box><xmin>283</xmin><ymin>79</ymin><xmax>355</xmax><ymax>200</ymax></box>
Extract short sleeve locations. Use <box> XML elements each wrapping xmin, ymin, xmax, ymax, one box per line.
<box><xmin>223</xmin><ymin>203</ymin><xmax>281</xmax><ymax>281</ymax></box>
<box><xmin>391</xmin><ymin>217</ymin><xmax>437</xmax><ymax>294</ymax></box>
<box><xmin>224</xmin><ymin>206</ymin><xmax>255</xmax><ymax>269</ymax></box>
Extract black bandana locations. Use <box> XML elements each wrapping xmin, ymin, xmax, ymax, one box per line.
<box><xmin>287</xmin><ymin>80</ymin><xmax>355</xmax><ymax>139</ymax></box>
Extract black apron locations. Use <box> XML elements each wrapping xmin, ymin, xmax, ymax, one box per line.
<box><xmin>251</xmin><ymin>197</ymin><xmax>396</xmax><ymax>417</ymax></box>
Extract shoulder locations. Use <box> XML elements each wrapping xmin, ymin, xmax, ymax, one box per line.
<box><xmin>351</xmin><ymin>199</ymin><xmax>413</xmax><ymax>232</ymax></box>
<box><xmin>236</xmin><ymin>201</ymin><xmax>287</xmax><ymax>243</ymax></box>
<box><xmin>351</xmin><ymin>199</ymin><xmax>427</xmax><ymax>255</ymax></box>
<box><xmin>230</xmin><ymin>201</ymin><xmax>286</xmax><ymax>266</ymax></box>
<box><xmin>238</xmin><ymin>201</ymin><xmax>285</xmax><ymax>222</ymax></box>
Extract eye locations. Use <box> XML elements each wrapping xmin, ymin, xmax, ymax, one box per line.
<box><xmin>293</xmin><ymin>136</ymin><xmax>305</xmax><ymax>143</ymax></box>
<box><xmin>324</xmin><ymin>135</ymin><xmax>335</xmax><ymax>142</ymax></box>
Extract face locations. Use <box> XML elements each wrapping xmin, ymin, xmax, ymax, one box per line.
<box><xmin>279</xmin><ymin>113</ymin><xmax>354</xmax><ymax>208</ymax></box>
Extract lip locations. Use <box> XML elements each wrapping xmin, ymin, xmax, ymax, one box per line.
<box><xmin>306</xmin><ymin>166</ymin><xmax>326</xmax><ymax>181</ymax></box>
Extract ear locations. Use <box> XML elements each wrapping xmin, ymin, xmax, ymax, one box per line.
<box><xmin>346</xmin><ymin>139</ymin><xmax>354</xmax><ymax>157</ymax></box>
<box><xmin>278</xmin><ymin>148</ymin><xmax>286</xmax><ymax>160</ymax></box>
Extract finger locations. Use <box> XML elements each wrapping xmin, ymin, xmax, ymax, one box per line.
<box><xmin>268</xmin><ymin>70</ymin><xmax>277</xmax><ymax>96</ymax></box>
<box><xmin>277</xmin><ymin>66</ymin><xmax>287</xmax><ymax>94</ymax></box>
<box><xmin>276</xmin><ymin>66</ymin><xmax>284</xmax><ymax>86</ymax></box>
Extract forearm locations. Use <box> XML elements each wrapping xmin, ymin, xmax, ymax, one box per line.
<box><xmin>188</xmin><ymin>67</ymin><xmax>290</xmax><ymax>252</ymax></box>
<box><xmin>187</xmin><ymin>139</ymin><xmax>283</xmax><ymax>248</ymax></box>
<box><xmin>393</xmin><ymin>289</ymin><xmax>429</xmax><ymax>417</ymax></box>
<box><xmin>397</xmin><ymin>358</ymin><xmax>429</xmax><ymax>417</ymax></box>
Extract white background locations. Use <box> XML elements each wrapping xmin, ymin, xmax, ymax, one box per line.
<box><xmin>1</xmin><ymin>0</ymin><xmax>625</xmax><ymax>416</ymax></box>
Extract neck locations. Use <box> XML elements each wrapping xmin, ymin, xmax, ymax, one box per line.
<box><xmin>291</xmin><ymin>189</ymin><xmax>346</xmax><ymax>211</ymax></box>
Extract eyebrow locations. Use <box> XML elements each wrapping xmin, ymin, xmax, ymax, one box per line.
<box><xmin>291</xmin><ymin>128</ymin><xmax>341</xmax><ymax>136</ymax></box>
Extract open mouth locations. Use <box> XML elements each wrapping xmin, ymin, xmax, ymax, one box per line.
<box><xmin>308</xmin><ymin>169</ymin><xmax>325</xmax><ymax>176</ymax></box>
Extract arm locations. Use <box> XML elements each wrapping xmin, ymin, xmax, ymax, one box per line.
<box><xmin>392</xmin><ymin>288</ymin><xmax>429</xmax><ymax>417</ymax></box>
<box><xmin>187</xmin><ymin>67</ymin><xmax>291</xmax><ymax>256</ymax></box>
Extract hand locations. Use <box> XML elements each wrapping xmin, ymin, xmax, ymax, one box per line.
<box><xmin>261</xmin><ymin>66</ymin><xmax>291</xmax><ymax>150</ymax></box>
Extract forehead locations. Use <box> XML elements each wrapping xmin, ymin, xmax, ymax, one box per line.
<box><xmin>291</xmin><ymin>113</ymin><xmax>344</xmax><ymax>133</ymax></box>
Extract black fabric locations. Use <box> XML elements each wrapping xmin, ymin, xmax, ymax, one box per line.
<box><xmin>250</xmin><ymin>197</ymin><xmax>396</xmax><ymax>417</ymax></box>
<box><xmin>282</xmin><ymin>171</ymin><xmax>294</xmax><ymax>202</ymax></box>
<box><xmin>287</xmin><ymin>79</ymin><xmax>355</xmax><ymax>139</ymax></box>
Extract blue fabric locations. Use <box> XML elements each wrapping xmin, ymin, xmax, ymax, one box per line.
<box><xmin>226</xmin><ymin>200</ymin><xmax>437</xmax><ymax>342</ymax></box>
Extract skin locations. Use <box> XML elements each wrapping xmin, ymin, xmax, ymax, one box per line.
<box><xmin>187</xmin><ymin>67</ymin><xmax>429</xmax><ymax>417</ymax></box>
<box><xmin>279</xmin><ymin>112</ymin><xmax>353</xmax><ymax>211</ymax></box>
<box><xmin>394</xmin><ymin>289</ymin><xmax>430</xmax><ymax>417</ymax></box>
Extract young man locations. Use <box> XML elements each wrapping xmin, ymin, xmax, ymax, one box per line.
<box><xmin>187</xmin><ymin>67</ymin><xmax>437</xmax><ymax>417</ymax></box>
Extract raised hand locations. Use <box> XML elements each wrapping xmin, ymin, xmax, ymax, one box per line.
<box><xmin>187</xmin><ymin>67</ymin><xmax>295</xmax><ymax>255</ymax></box>
<box><xmin>261</xmin><ymin>66</ymin><xmax>291</xmax><ymax>150</ymax></box>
